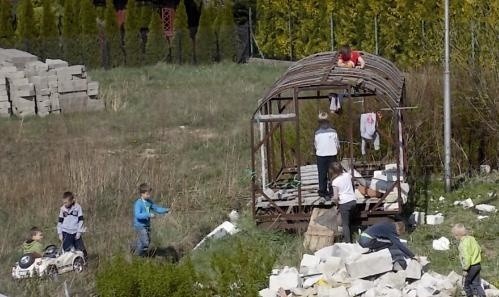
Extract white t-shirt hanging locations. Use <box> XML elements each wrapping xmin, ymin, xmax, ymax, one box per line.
<box><xmin>332</xmin><ymin>172</ymin><xmax>357</xmax><ymax>205</ymax></box>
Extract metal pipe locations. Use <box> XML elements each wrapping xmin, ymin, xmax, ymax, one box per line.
<box><xmin>444</xmin><ymin>0</ymin><xmax>452</xmax><ymax>192</ymax></box>
<box><xmin>294</xmin><ymin>88</ymin><xmax>302</xmax><ymax>211</ymax></box>
<box><xmin>258</xmin><ymin>111</ymin><xmax>267</xmax><ymax>190</ymax></box>
<box><xmin>250</xmin><ymin>121</ymin><xmax>256</xmax><ymax>219</ymax></box>
<box><xmin>249</xmin><ymin>7</ymin><xmax>253</xmax><ymax>58</ymax></box>
<box><xmin>374</xmin><ymin>14</ymin><xmax>379</xmax><ymax>55</ymax></box>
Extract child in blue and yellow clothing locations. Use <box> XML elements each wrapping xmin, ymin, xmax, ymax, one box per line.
<box><xmin>452</xmin><ymin>223</ymin><xmax>486</xmax><ymax>297</ymax></box>
<box><xmin>133</xmin><ymin>183</ymin><xmax>169</xmax><ymax>256</ymax></box>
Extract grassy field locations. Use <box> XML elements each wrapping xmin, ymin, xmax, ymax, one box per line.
<box><xmin>0</xmin><ymin>62</ymin><xmax>497</xmax><ymax>296</ymax></box>
<box><xmin>0</xmin><ymin>62</ymin><xmax>287</xmax><ymax>296</ymax></box>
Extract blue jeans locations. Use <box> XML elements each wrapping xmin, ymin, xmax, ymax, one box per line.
<box><xmin>62</xmin><ymin>232</ymin><xmax>87</xmax><ymax>259</ymax></box>
<box><xmin>134</xmin><ymin>228</ymin><xmax>150</xmax><ymax>256</ymax></box>
<box><xmin>464</xmin><ymin>264</ymin><xmax>486</xmax><ymax>297</ymax></box>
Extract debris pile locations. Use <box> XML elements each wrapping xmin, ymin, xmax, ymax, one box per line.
<box><xmin>259</xmin><ymin>242</ymin><xmax>499</xmax><ymax>297</ymax></box>
<box><xmin>0</xmin><ymin>48</ymin><xmax>103</xmax><ymax>118</ymax></box>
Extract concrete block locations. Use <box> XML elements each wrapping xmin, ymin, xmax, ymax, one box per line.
<box><xmin>317</xmin><ymin>285</ymin><xmax>349</xmax><ymax>297</ymax></box>
<box><xmin>46</xmin><ymin>59</ymin><xmax>68</xmax><ymax>69</ymax></box>
<box><xmin>446</xmin><ymin>271</ymin><xmax>461</xmax><ymax>285</ymax></box>
<box><xmin>87</xmin><ymin>81</ymin><xmax>99</xmax><ymax>96</ymax></box>
<box><xmin>348</xmin><ymin>279</ymin><xmax>375</xmax><ymax>296</ymax></box>
<box><xmin>314</xmin><ymin>245</ymin><xmax>334</xmax><ymax>261</ymax></box>
<box><xmin>11</xmin><ymin>98</ymin><xmax>35</xmax><ymax>117</ymax></box>
<box><xmin>269</xmin><ymin>266</ymin><xmax>301</xmax><ymax>291</ymax></box>
<box><xmin>50</xmin><ymin>93</ymin><xmax>60</xmax><ymax>111</ymax></box>
<box><xmin>345</xmin><ymin>249</ymin><xmax>393</xmax><ymax>279</ymax></box>
<box><xmin>377</xmin><ymin>287</ymin><xmax>403</xmax><ymax>297</ymax></box>
<box><xmin>330</xmin><ymin>267</ymin><xmax>350</xmax><ymax>284</ymax></box>
<box><xmin>59</xmin><ymin>92</ymin><xmax>89</xmax><ymax>113</ymax></box>
<box><xmin>5</xmin><ymin>71</ymin><xmax>25</xmax><ymax>79</ymax></box>
<box><xmin>58</xmin><ymin>78</ymin><xmax>88</xmax><ymax>93</ymax></box>
<box><xmin>9</xmin><ymin>77</ymin><xmax>29</xmax><ymax>85</ymax></box>
<box><xmin>405</xmin><ymin>260</ymin><xmax>422</xmax><ymax>280</ymax></box>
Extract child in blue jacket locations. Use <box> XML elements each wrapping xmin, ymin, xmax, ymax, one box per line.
<box><xmin>133</xmin><ymin>183</ymin><xmax>169</xmax><ymax>256</ymax></box>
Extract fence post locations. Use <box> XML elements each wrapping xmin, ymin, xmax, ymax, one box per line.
<box><xmin>249</xmin><ymin>7</ymin><xmax>253</xmax><ymax>57</ymax></box>
<box><xmin>374</xmin><ymin>14</ymin><xmax>379</xmax><ymax>55</ymax></box>
<box><xmin>330</xmin><ymin>13</ymin><xmax>334</xmax><ymax>51</ymax></box>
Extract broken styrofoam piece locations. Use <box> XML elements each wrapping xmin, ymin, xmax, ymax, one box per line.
<box><xmin>269</xmin><ymin>266</ymin><xmax>301</xmax><ymax>291</ymax></box>
<box><xmin>228</xmin><ymin>210</ymin><xmax>240</xmax><ymax>223</ymax></box>
<box><xmin>478</xmin><ymin>215</ymin><xmax>490</xmax><ymax>220</ymax></box>
<box><xmin>299</xmin><ymin>254</ymin><xmax>321</xmax><ymax>275</ymax></box>
<box><xmin>258</xmin><ymin>288</ymin><xmax>276</xmax><ymax>297</ymax></box>
<box><xmin>446</xmin><ymin>271</ymin><xmax>462</xmax><ymax>285</ymax></box>
<box><xmin>475</xmin><ymin>204</ymin><xmax>497</xmax><ymax>213</ymax></box>
<box><xmin>330</xmin><ymin>242</ymin><xmax>368</xmax><ymax>261</ymax></box>
<box><xmin>426</xmin><ymin>213</ymin><xmax>444</xmax><ymax>225</ymax></box>
<box><xmin>375</xmin><ymin>271</ymin><xmax>407</xmax><ymax>290</ymax></box>
<box><xmin>314</xmin><ymin>245</ymin><xmax>334</xmax><ymax>261</ymax></box>
<box><xmin>317</xmin><ymin>256</ymin><xmax>343</xmax><ymax>275</ymax></box>
<box><xmin>405</xmin><ymin>259</ymin><xmax>423</xmax><ymax>280</ymax></box>
<box><xmin>454</xmin><ymin>198</ymin><xmax>474</xmax><ymax>209</ymax></box>
<box><xmin>432</xmin><ymin>237</ymin><xmax>450</xmax><ymax>251</ymax></box>
<box><xmin>193</xmin><ymin>221</ymin><xmax>239</xmax><ymax>250</ymax></box>
<box><xmin>317</xmin><ymin>285</ymin><xmax>349</xmax><ymax>297</ymax></box>
<box><xmin>348</xmin><ymin>279</ymin><xmax>375</xmax><ymax>296</ymax></box>
<box><xmin>438</xmin><ymin>196</ymin><xmax>445</xmax><ymax>201</ymax></box>
<box><xmin>302</xmin><ymin>274</ymin><xmax>322</xmax><ymax>288</ymax></box>
<box><xmin>328</xmin><ymin>266</ymin><xmax>351</xmax><ymax>285</ymax></box>
<box><xmin>345</xmin><ymin>249</ymin><xmax>393</xmax><ymax>279</ymax></box>
<box><xmin>409</xmin><ymin>211</ymin><xmax>425</xmax><ymax>225</ymax></box>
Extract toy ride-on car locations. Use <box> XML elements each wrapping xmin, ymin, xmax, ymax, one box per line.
<box><xmin>12</xmin><ymin>245</ymin><xmax>86</xmax><ymax>279</ymax></box>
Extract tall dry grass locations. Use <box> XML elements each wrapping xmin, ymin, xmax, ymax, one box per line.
<box><xmin>0</xmin><ymin>62</ymin><xmax>285</xmax><ymax>296</ymax></box>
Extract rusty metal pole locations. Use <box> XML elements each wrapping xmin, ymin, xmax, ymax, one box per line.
<box><xmin>294</xmin><ymin>88</ymin><xmax>302</xmax><ymax>211</ymax></box>
<box><xmin>443</xmin><ymin>0</ymin><xmax>452</xmax><ymax>192</ymax></box>
<box><xmin>348</xmin><ymin>90</ymin><xmax>354</xmax><ymax>176</ymax></box>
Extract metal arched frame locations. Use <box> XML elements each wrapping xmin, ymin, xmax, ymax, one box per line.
<box><xmin>250</xmin><ymin>51</ymin><xmax>408</xmax><ymax>229</ymax></box>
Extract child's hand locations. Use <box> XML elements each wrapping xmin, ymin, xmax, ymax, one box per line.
<box><xmin>58</xmin><ymin>234</ymin><xmax>63</xmax><ymax>241</ymax></box>
<box><xmin>150</xmin><ymin>213</ymin><xmax>155</xmax><ymax>218</ymax></box>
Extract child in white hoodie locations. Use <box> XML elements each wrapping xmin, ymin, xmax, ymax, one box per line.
<box><xmin>57</xmin><ymin>191</ymin><xmax>87</xmax><ymax>260</ymax></box>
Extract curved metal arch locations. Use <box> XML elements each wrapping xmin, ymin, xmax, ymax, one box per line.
<box><xmin>252</xmin><ymin>51</ymin><xmax>405</xmax><ymax>119</ymax></box>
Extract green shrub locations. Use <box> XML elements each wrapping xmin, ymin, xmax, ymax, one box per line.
<box><xmin>96</xmin><ymin>256</ymin><xmax>139</xmax><ymax>297</ymax></box>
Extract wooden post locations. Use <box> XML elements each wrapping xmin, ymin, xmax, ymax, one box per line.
<box><xmin>250</xmin><ymin>120</ymin><xmax>256</xmax><ymax>219</ymax></box>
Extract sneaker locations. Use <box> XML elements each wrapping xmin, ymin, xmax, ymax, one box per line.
<box><xmin>318</xmin><ymin>197</ymin><xmax>326</xmax><ymax>205</ymax></box>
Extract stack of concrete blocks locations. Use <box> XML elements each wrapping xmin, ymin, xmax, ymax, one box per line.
<box><xmin>0</xmin><ymin>48</ymin><xmax>103</xmax><ymax>118</ymax></box>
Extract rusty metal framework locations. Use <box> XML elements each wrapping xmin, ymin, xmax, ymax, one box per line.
<box><xmin>250</xmin><ymin>51</ymin><xmax>408</xmax><ymax>230</ymax></box>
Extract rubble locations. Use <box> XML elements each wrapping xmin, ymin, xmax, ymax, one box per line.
<box><xmin>259</xmin><ymin>241</ymin><xmax>499</xmax><ymax>297</ymax></box>
<box><xmin>0</xmin><ymin>48</ymin><xmax>103</xmax><ymax>118</ymax></box>
<box><xmin>454</xmin><ymin>198</ymin><xmax>474</xmax><ymax>209</ymax></box>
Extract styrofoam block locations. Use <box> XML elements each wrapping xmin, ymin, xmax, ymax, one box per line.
<box><xmin>432</xmin><ymin>237</ymin><xmax>450</xmax><ymax>251</ymax></box>
<box><xmin>426</xmin><ymin>214</ymin><xmax>444</xmax><ymax>225</ymax></box>
<box><xmin>475</xmin><ymin>204</ymin><xmax>497</xmax><ymax>213</ymax></box>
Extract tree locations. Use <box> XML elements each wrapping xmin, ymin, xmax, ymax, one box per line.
<box><xmin>216</xmin><ymin>0</ymin><xmax>237</xmax><ymax>61</ymax></box>
<box><xmin>0</xmin><ymin>0</ymin><xmax>15</xmax><ymax>47</ymax></box>
<box><xmin>62</xmin><ymin>0</ymin><xmax>80</xmax><ymax>63</ymax></box>
<box><xmin>196</xmin><ymin>2</ymin><xmax>216</xmax><ymax>63</ymax></box>
<box><xmin>124</xmin><ymin>0</ymin><xmax>142</xmax><ymax>66</ymax></box>
<box><xmin>39</xmin><ymin>0</ymin><xmax>58</xmax><ymax>55</ymax></box>
<box><xmin>145</xmin><ymin>11</ymin><xmax>167</xmax><ymax>64</ymax></box>
<box><xmin>172</xmin><ymin>0</ymin><xmax>192</xmax><ymax>64</ymax></box>
<box><xmin>16</xmin><ymin>0</ymin><xmax>37</xmax><ymax>51</ymax></box>
<box><xmin>103</xmin><ymin>0</ymin><xmax>124</xmax><ymax>67</ymax></box>
<box><xmin>80</xmin><ymin>0</ymin><xmax>99</xmax><ymax>67</ymax></box>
